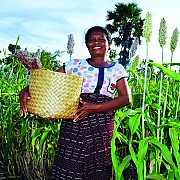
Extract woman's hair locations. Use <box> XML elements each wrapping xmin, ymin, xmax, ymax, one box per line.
<box><xmin>85</xmin><ymin>26</ymin><xmax>112</xmax><ymax>45</ymax></box>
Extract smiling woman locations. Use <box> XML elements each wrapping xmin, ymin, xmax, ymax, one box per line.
<box><xmin>49</xmin><ymin>26</ymin><xmax>131</xmax><ymax>180</ymax></box>
<box><xmin>19</xmin><ymin>26</ymin><xmax>131</xmax><ymax>180</ymax></box>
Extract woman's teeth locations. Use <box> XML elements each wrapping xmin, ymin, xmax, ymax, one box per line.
<box><xmin>93</xmin><ymin>47</ymin><xmax>101</xmax><ymax>50</ymax></box>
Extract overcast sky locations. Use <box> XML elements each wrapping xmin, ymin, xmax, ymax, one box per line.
<box><xmin>0</xmin><ymin>0</ymin><xmax>180</xmax><ymax>64</ymax></box>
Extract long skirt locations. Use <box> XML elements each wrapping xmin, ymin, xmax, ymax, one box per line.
<box><xmin>50</xmin><ymin>93</ymin><xmax>115</xmax><ymax>180</ymax></box>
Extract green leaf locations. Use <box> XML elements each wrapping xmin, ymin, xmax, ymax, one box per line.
<box><xmin>111</xmin><ymin>135</ymin><xmax>120</xmax><ymax>178</ymax></box>
<box><xmin>146</xmin><ymin>173</ymin><xmax>168</xmax><ymax>180</ymax></box>
<box><xmin>20</xmin><ymin>118</ymin><xmax>28</xmax><ymax>143</ymax></box>
<box><xmin>129</xmin><ymin>143</ymin><xmax>138</xmax><ymax>166</ymax></box>
<box><xmin>129</xmin><ymin>142</ymin><xmax>144</xmax><ymax>180</ymax></box>
<box><xmin>135</xmin><ymin>138</ymin><xmax>150</xmax><ymax>180</ymax></box>
<box><xmin>15</xmin><ymin>34</ymin><xmax>20</xmax><ymax>46</ymax></box>
<box><xmin>168</xmin><ymin>121</ymin><xmax>180</xmax><ymax>128</ymax></box>
<box><xmin>149</xmin><ymin>62</ymin><xmax>180</xmax><ymax>81</ymax></box>
<box><xmin>144</xmin><ymin>110</ymin><xmax>156</xmax><ymax>136</ymax></box>
<box><xmin>118</xmin><ymin>132</ymin><xmax>128</xmax><ymax>144</ymax></box>
<box><xmin>118</xmin><ymin>155</ymin><xmax>131</xmax><ymax>179</ymax></box>
<box><xmin>129</xmin><ymin>113</ymin><xmax>142</xmax><ymax>136</ymax></box>
<box><xmin>124</xmin><ymin>108</ymin><xmax>142</xmax><ymax>117</ymax></box>
<box><xmin>149</xmin><ymin>138</ymin><xmax>178</xmax><ymax>174</ymax></box>
<box><xmin>151</xmin><ymin>103</ymin><xmax>162</xmax><ymax>110</ymax></box>
<box><xmin>169</xmin><ymin>128</ymin><xmax>180</xmax><ymax>166</ymax></box>
<box><xmin>167</xmin><ymin>169</ymin><xmax>175</xmax><ymax>180</ymax></box>
<box><xmin>138</xmin><ymin>138</ymin><xmax>149</xmax><ymax>163</ymax></box>
<box><xmin>31</xmin><ymin>127</ymin><xmax>44</xmax><ymax>151</ymax></box>
<box><xmin>38</xmin><ymin>129</ymin><xmax>50</xmax><ymax>156</ymax></box>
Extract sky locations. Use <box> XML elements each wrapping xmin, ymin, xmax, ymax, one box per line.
<box><xmin>0</xmin><ymin>0</ymin><xmax>180</xmax><ymax>65</ymax></box>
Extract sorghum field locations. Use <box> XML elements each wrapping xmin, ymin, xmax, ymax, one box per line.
<box><xmin>0</xmin><ymin>12</ymin><xmax>180</xmax><ymax>180</ymax></box>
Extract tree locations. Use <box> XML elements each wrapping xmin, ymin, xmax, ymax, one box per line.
<box><xmin>8</xmin><ymin>43</ymin><xmax>21</xmax><ymax>54</ymax></box>
<box><xmin>106</xmin><ymin>2</ymin><xmax>143</xmax><ymax>68</ymax></box>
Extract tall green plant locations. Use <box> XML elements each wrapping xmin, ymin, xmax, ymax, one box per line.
<box><xmin>155</xmin><ymin>18</ymin><xmax>167</xmax><ymax>173</ymax></box>
<box><xmin>157</xmin><ymin>17</ymin><xmax>167</xmax><ymax>141</ymax></box>
<box><xmin>161</xmin><ymin>27</ymin><xmax>179</xmax><ymax>145</ymax></box>
<box><xmin>129</xmin><ymin>13</ymin><xmax>154</xmax><ymax>180</ymax></box>
<box><xmin>0</xmin><ymin>42</ymin><xmax>62</xmax><ymax>179</ymax></box>
<box><xmin>112</xmin><ymin>11</ymin><xmax>180</xmax><ymax>180</ymax></box>
<box><xmin>141</xmin><ymin>12</ymin><xmax>152</xmax><ymax>139</ymax></box>
<box><xmin>170</xmin><ymin>28</ymin><xmax>180</xmax><ymax>119</ymax></box>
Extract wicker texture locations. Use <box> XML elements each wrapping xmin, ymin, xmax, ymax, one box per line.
<box><xmin>27</xmin><ymin>69</ymin><xmax>83</xmax><ymax>119</ymax></box>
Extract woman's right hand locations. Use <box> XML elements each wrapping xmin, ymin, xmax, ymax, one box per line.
<box><xmin>19</xmin><ymin>86</ymin><xmax>30</xmax><ymax>116</ymax></box>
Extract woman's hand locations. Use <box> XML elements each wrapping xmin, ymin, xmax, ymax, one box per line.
<box><xmin>19</xmin><ymin>86</ymin><xmax>30</xmax><ymax>116</ymax></box>
<box><xmin>73</xmin><ymin>100</ymin><xmax>99</xmax><ymax>122</ymax></box>
<box><xmin>73</xmin><ymin>78</ymin><xmax>131</xmax><ymax>122</ymax></box>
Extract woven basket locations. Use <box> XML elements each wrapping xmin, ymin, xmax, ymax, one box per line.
<box><xmin>27</xmin><ymin>69</ymin><xmax>83</xmax><ymax>119</ymax></box>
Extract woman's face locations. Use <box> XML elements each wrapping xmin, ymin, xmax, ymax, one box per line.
<box><xmin>86</xmin><ymin>30</ymin><xmax>110</xmax><ymax>58</ymax></box>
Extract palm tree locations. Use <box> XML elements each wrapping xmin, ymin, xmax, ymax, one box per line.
<box><xmin>106</xmin><ymin>2</ymin><xmax>143</xmax><ymax>68</ymax></box>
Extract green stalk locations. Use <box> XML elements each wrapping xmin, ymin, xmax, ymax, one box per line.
<box><xmin>156</xmin><ymin>18</ymin><xmax>167</xmax><ymax>173</ymax></box>
<box><xmin>142</xmin><ymin>11</ymin><xmax>152</xmax><ymax>141</ymax></box>
<box><xmin>161</xmin><ymin>52</ymin><xmax>173</xmax><ymax>144</ymax></box>
<box><xmin>157</xmin><ymin>47</ymin><xmax>164</xmax><ymax>140</ymax></box>
<box><xmin>155</xmin><ymin>46</ymin><xmax>164</xmax><ymax>174</ymax></box>
<box><xmin>142</xmin><ymin>31</ymin><xmax>151</xmax><ymax>180</ymax></box>
<box><xmin>141</xmin><ymin>22</ymin><xmax>154</xmax><ymax>180</ymax></box>
<box><xmin>142</xmin><ymin>41</ymin><xmax>149</xmax><ymax>140</ymax></box>
<box><xmin>175</xmin><ymin>78</ymin><xmax>180</xmax><ymax>119</ymax></box>
<box><xmin>162</xmin><ymin>79</ymin><xmax>169</xmax><ymax>118</ymax></box>
<box><xmin>170</xmin><ymin>28</ymin><xmax>179</xmax><ymax>119</ymax></box>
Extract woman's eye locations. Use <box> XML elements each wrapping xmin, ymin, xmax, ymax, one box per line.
<box><xmin>88</xmin><ymin>38</ymin><xmax>94</xmax><ymax>42</ymax></box>
<box><xmin>88</xmin><ymin>37</ymin><xmax>106</xmax><ymax>43</ymax></box>
<box><xmin>100</xmin><ymin>38</ymin><xmax>106</xmax><ymax>41</ymax></box>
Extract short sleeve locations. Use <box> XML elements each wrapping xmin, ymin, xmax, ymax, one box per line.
<box><xmin>64</xmin><ymin>59</ymin><xmax>82</xmax><ymax>75</ymax></box>
<box><xmin>115</xmin><ymin>63</ymin><xmax>129</xmax><ymax>81</ymax></box>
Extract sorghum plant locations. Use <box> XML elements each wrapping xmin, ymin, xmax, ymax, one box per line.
<box><xmin>67</xmin><ymin>34</ymin><xmax>75</xmax><ymax>60</ymax></box>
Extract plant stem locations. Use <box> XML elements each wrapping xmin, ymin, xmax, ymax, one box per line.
<box><xmin>175</xmin><ymin>81</ymin><xmax>180</xmax><ymax>119</ymax></box>
<box><xmin>157</xmin><ymin>47</ymin><xmax>164</xmax><ymax>141</ymax></box>
<box><xmin>142</xmin><ymin>41</ymin><xmax>149</xmax><ymax>140</ymax></box>
<box><xmin>141</xmin><ymin>41</ymin><xmax>149</xmax><ymax>180</ymax></box>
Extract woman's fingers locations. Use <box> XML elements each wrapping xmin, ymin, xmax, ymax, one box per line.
<box><xmin>20</xmin><ymin>103</ymin><xmax>26</xmax><ymax>116</ymax></box>
<box><xmin>73</xmin><ymin>101</ymin><xmax>95</xmax><ymax>122</ymax></box>
<box><xmin>73</xmin><ymin>110</ymin><xmax>87</xmax><ymax>122</ymax></box>
<box><xmin>20</xmin><ymin>98</ymin><xmax>28</xmax><ymax>116</ymax></box>
<box><xmin>19</xmin><ymin>88</ymin><xmax>30</xmax><ymax>116</ymax></box>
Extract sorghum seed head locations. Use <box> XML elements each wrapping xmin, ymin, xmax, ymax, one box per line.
<box><xmin>142</xmin><ymin>12</ymin><xmax>153</xmax><ymax>42</ymax></box>
<box><xmin>170</xmin><ymin>28</ymin><xmax>179</xmax><ymax>53</ymax></box>
<box><xmin>158</xmin><ymin>18</ymin><xmax>167</xmax><ymax>47</ymax></box>
<box><xmin>67</xmin><ymin>34</ymin><xmax>75</xmax><ymax>56</ymax></box>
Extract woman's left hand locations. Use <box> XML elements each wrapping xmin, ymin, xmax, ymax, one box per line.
<box><xmin>73</xmin><ymin>100</ymin><xmax>99</xmax><ymax>122</ymax></box>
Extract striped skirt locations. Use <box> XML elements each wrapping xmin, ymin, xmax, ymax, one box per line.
<box><xmin>50</xmin><ymin>93</ymin><xmax>115</xmax><ymax>180</ymax></box>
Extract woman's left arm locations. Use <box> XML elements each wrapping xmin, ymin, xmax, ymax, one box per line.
<box><xmin>99</xmin><ymin>77</ymin><xmax>131</xmax><ymax>111</ymax></box>
<box><xmin>74</xmin><ymin>78</ymin><xmax>131</xmax><ymax>121</ymax></box>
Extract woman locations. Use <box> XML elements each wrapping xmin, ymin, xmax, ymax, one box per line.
<box><xmin>20</xmin><ymin>26</ymin><xmax>131</xmax><ymax>180</ymax></box>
